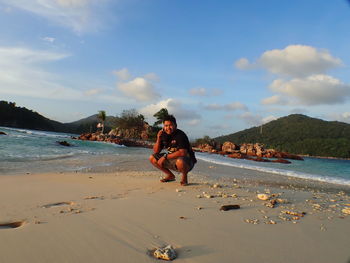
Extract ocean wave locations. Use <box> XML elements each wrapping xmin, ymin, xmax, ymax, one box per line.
<box><xmin>196</xmin><ymin>154</ymin><xmax>350</xmax><ymax>186</ymax></box>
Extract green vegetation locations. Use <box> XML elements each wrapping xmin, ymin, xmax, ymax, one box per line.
<box><xmin>98</xmin><ymin>110</ymin><xmax>106</xmax><ymax>133</ymax></box>
<box><xmin>115</xmin><ymin>109</ymin><xmax>145</xmax><ymax>131</ymax></box>
<box><xmin>153</xmin><ymin>108</ymin><xmax>169</xmax><ymax>126</ymax></box>
<box><xmin>215</xmin><ymin>114</ymin><xmax>350</xmax><ymax>158</ymax></box>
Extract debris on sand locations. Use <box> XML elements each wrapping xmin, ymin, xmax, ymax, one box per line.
<box><xmin>153</xmin><ymin>245</ymin><xmax>177</xmax><ymax>261</ymax></box>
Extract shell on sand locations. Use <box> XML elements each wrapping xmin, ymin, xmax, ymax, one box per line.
<box><xmin>257</xmin><ymin>194</ymin><xmax>270</xmax><ymax>201</ymax></box>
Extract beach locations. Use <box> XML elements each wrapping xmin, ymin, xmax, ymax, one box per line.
<box><xmin>1</xmin><ymin>159</ymin><xmax>350</xmax><ymax>263</ymax></box>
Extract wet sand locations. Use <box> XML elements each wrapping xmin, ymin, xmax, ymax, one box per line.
<box><xmin>0</xmin><ymin>159</ymin><xmax>350</xmax><ymax>263</ymax></box>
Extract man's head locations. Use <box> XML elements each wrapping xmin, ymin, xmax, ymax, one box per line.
<box><xmin>163</xmin><ymin>115</ymin><xmax>177</xmax><ymax>135</ymax></box>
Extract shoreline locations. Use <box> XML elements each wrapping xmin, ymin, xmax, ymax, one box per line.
<box><xmin>0</xmin><ymin>170</ymin><xmax>349</xmax><ymax>263</ymax></box>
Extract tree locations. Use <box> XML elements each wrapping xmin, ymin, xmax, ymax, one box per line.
<box><xmin>153</xmin><ymin>108</ymin><xmax>169</xmax><ymax>126</ymax></box>
<box><xmin>116</xmin><ymin>109</ymin><xmax>145</xmax><ymax>131</ymax></box>
<box><xmin>98</xmin><ymin>110</ymin><xmax>106</xmax><ymax>133</ymax></box>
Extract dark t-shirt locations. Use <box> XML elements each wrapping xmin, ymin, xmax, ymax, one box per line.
<box><xmin>160</xmin><ymin>129</ymin><xmax>197</xmax><ymax>163</ymax></box>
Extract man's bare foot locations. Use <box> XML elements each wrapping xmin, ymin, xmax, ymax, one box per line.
<box><xmin>160</xmin><ymin>177</ymin><xmax>176</xmax><ymax>183</ymax></box>
<box><xmin>180</xmin><ymin>181</ymin><xmax>188</xmax><ymax>186</ymax></box>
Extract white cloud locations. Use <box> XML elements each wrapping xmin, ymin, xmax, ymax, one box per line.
<box><xmin>113</xmin><ymin>68</ymin><xmax>131</xmax><ymax>81</ymax></box>
<box><xmin>189</xmin><ymin>87</ymin><xmax>223</xmax><ymax>96</ymax></box>
<box><xmin>203</xmin><ymin>102</ymin><xmax>248</xmax><ymax>111</ymax></box>
<box><xmin>117</xmin><ymin>77</ymin><xmax>160</xmax><ymax>102</ymax></box>
<box><xmin>0</xmin><ymin>0</ymin><xmax>111</xmax><ymax>33</ymax></box>
<box><xmin>261</xmin><ymin>95</ymin><xmax>286</xmax><ymax>105</ymax></box>
<box><xmin>84</xmin><ymin>88</ymin><xmax>104</xmax><ymax>96</ymax></box>
<box><xmin>236</xmin><ymin>45</ymin><xmax>342</xmax><ymax>77</ymax></box>
<box><xmin>0</xmin><ymin>46</ymin><xmax>84</xmax><ymax>100</ymax></box>
<box><xmin>139</xmin><ymin>98</ymin><xmax>201</xmax><ymax>124</ymax></box>
<box><xmin>143</xmin><ymin>72</ymin><xmax>159</xmax><ymax>81</ymax></box>
<box><xmin>234</xmin><ymin>58</ymin><xmax>252</xmax><ymax>70</ymax></box>
<box><xmin>237</xmin><ymin>112</ymin><xmax>263</xmax><ymax>126</ymax></box>
<box><xmin>262</xmin><ymin>115</ymin><xmax>277</xmax><ymax>124</ymax></box>
<box><xmin>327</xmin><ymin>112</ymin><xmax>350</xmax><ymax>124</ymax></box>
<box><xmin>268</xmin><ymin>74</ymin><xmax>350</xmax><ymax>105</ymax></box>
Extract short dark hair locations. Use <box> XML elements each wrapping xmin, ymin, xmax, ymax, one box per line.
<box><xmin>163</xmin><ymin>115</ymin><xmax>177</xmax><ymax>125</ymax></box>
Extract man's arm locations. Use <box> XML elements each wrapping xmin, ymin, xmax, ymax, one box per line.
<box><xmin>166</xmin><ymin>149</ymin><xmax>187</xmax><ymax>159</ymax></box>
<box><xmin>153</xmin><ymin>130</ymin><xmax>164</xmax><ymax>153</ymax></box>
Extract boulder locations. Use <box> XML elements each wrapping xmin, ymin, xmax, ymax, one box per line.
<box><xmin>0</xmin><ymin>131</ymin><xmax>7</xmax><ymax>135</ymax></box>
<box><xmin>57</xmin><ymin>141</ymin><xmax>72</xmax><ymax>147</ymax></box>
<box><xmin>198</xmin><ymin>143</ymin><xmax>214</xmax><ymax>153</ymax></box>
<box><xmin>222</xmin><ymin>142</ymin><xmax>238</xmax><ymax>153</ymax></box>
<box><xmin>227</xmin><ymin>152</ymin><xmax>245</xmax><ymax>159</ymax></box>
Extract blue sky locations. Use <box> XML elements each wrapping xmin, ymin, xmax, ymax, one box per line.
<box><xmin>1</xmin><ymin>0</ymin><xmax>350</xmax><ymax>138</ymax></box>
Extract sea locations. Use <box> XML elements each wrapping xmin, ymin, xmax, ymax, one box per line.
<box><xmin>1</xmin><ymin>126</ymin><xmax>350</xmax><ymax>187</ymax></box>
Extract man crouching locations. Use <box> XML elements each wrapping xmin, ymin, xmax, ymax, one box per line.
<box><xmin>149</xmin><ymin>115</ymin><xmax>196</xmax><ymax>186</ymax></box>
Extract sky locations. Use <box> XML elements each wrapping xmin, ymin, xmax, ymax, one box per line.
<box><xmin>1</xmin><ymin>0</ymin><xmax>350</xmax><ymax>139</ymax></box>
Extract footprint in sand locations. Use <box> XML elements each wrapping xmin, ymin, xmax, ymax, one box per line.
<box><xmin>0</xmin><ymin>221</ymin><xmax>26</xmax><ymax>229</ymax></box>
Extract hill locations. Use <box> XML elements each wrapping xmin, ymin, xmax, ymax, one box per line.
<box><xmin>0</xmin><ymin>101</ymin><xmax>117</xmax><ymax>134</ymax></box>
<box><xmin>215</xmin><ymin>114</ymin><xmax>350</xmax><ymax>158</ymax></box>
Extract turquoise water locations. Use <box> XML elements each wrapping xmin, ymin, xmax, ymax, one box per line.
<box><xmin>1</xmin><ymin>126</ymin><xmax>350</xmax><ymax>186</ymax></box>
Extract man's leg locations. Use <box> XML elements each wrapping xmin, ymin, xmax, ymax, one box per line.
<box><xmin>175</xmin><ymin>158</ymin><xmax>190</xmax><ymax>186</ymax></box>
<box><xmin>149</xmin><ymin>155</ymin><xmax>176</xmax><ymax>181</ymax></box>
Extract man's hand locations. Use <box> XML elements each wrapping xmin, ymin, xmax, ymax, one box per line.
<box><xmin>157</xmin><ymin>129</ymin><xmax>164</xmax><ymax>140</ymax></box>
<box><xmin>157</xmin><ymin>155</ymin><xmax>167</xmax><ymax>167</ymax></box>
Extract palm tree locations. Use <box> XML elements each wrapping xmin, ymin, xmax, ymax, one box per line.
<box><xmin>98</xmin><ymin>110</ymin><xmax>106</xmax><ymax>133</ymax></box>
<box><xmin>153</xmin><ymin>108</ymin><xmax>169</xmax><ymax>126</ymax></box>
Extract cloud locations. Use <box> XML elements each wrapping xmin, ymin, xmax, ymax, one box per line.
<box><xmin>203</xmin><ymin>102</ymin><xmax>248</xmax><ymax>111</ymax></box>
<box><xmin>0</xmin><ymin>46</ymin><xmax>83</xmax><ymax>100</ymax></box>
<box><xmin>234</xmin><ymin>58</ymin><xmax>253</xmax><ymax>70</ymax></box>
<box><xmin>236</xmin><ymin>45</ymin><xmax>342</xmax><ymax>77</ymax></box>
<box><xmin>0</xmin><ymin>0</ymin><xmax>111</xmax><ymax>33</ymax></box>
<box><xmin>143</xmin><ymin>72</ymin><xmax>159</xmax><ymax>81</ymax></box>
<box><xmin>261</xmin><ymin>95</ymin><xmax>286</xmax><ymax>105</ymax></box>
<box><xmin>113</xmin><ymin>68</ymin><xmax>131</xmax><ymax>81</ymax></box>
<box><xmin>267</xmin><ymin>74</ymin><xmax>350</xmax><ymax>105</ymax></box>
<box><xmin>84</xmin><ymin>88</ymin><xmax>104</xmax><ymax>96</ymax></box>
<box><xmin>117</xmin><ymin>77</ymin><xmax>160</xmax><ymax>102</ymax></box>
<box><xmin>327</xmin><ymin>112</ymin><xmax>350</xmax><ymax>124</ymax></box>
<box><xmin>139</xmin><ymin>98</ymin><xmax>201</xmax><ymax>124</ymax></box>
<box><xmin>189</xmin><ymin>87</ymin><xmax>223</xmax><ymax>96</ymax></box>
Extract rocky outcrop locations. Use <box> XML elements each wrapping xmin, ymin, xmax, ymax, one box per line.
<box><xmin>222</xmin><ymin>142</ymin><xmax>239</xmax><ymax>153</ymax></box>
<box><xmin>108</xmin><ymin>123</ymin><xmax>152</xmax><ymax>140</ymax></box>
<box><xmin>76</xmin><ymin>132</ymin><xmax>154</xmax><ymax>148</ymax></box>
<box><xmin>0</xmin><ymin>131</ymin><xmax>6</xmax><ymax>135</ymax></box>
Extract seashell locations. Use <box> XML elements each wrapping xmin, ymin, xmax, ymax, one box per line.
<box><xmin>257</xmin><ymin>194</ymin><xmax>270</xmax><ymax>201</ymax></box>
<box><xmin>342</xmin><ymin>207</ymin><xmax>350</xmax><ymax>215</ymax></box>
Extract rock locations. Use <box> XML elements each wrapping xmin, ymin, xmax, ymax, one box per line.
<box><xmin>198</xmin><ymin>143</ymin><xmax>214</xmax><ymax>152</ymax></box>
<box><xmin>57</xmin><ymin>141</ymin><xmax>72</xmax><ymax>147</ymax></box>
<box><xmin>222</xmin><ymin>142</ymin><xmax>239</xmax><ymax>153</ymax></box>
<box><xmin>264</xmin><ymin>199</ymin><xmax>277</xmax><ymax>208</ymax></box>
<box><xmin>153</xmin><ymin>245</ymin><xmax>177</xmax><ymax>261</ymax></box>
<box><xmin>271</xmin><ymin>159</ymin><xmax>291</xmax><ymax>164</ymax></box>
<box><xmin>227</xmin><ymin>152</ymin><xmax>245</xmax><ymax>159</ymax></box>
<box><xmin>342</xmin><ymin>207</ymin><xmax>350</xmax><ymax>215</ymax></box>
<box><xmin>0</xmin><ymin>131</ymin><xmax>7</xmax><ymax>135</ymax></box>
<box><xmin>220</xmin><ymin>204</ymin><xmax>240</xmax><ymax>211</ymax></box>
<box><xmin>257</xmin><ymin>194</ymin><xmax>270</xmax><ymax>201</ymax></box>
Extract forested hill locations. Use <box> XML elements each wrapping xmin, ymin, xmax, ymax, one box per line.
<box><xmin>215</xmin><ymin>114</ymin><xmax>350</xmax><ymax>158</ymax></box>
<box><xmin>0</xmin><ymin>101</ymin><xmax>117</xmax><ymax>134</ymax></box>
<box><xmin>0</xmin><ymin>100</ymin><xmax>67</xmax><ymax>132</ymax></box>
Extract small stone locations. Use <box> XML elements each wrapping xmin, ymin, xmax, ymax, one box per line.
<box><xmin>220</xmin><ymin>204</ymin><xmax>240</xmax><ymax>211</ymax></box>
<box><xmin>153</xmin><ymin>245</ymin><xmax>177</xmax><ymax>261</ymax></box>
<box><xmin>257</xmin><ymin>194</ymin><xmax>270</xmax><ymax>201</ymax></box>
<box><xmin>196</xmin><ymin>195</ymin><xmax>202</xmax><ymax>198</ymax></box>
<box><xmin>341</xmin><ymin>207</ymin><xmax>350</xmax><ymax>215</ymax></box>
<box><xmin>176</xmin><ymin>189</ymin><xmax>181</xmax><ymax>192</ymax></box>
<box><xmin>204</xmin><ymin>194</ymin><xmax>213</xmax><ymax>199</ymax></box>
<box><xmin>231</xmin><ymin>194</ymin><xmax>238</xmax><ymax>198</ymax></box>
<box><xmin>196</xmin><ymin>206</ymin><xmax>202</xmax><ymax>210</ymax></box>
<box><xmin>213</xmin><ymin>183</ymin><xmax>221</xmax><ymax>188</ymax></box>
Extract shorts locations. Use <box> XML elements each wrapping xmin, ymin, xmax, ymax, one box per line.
<box><xmin>152</xmin><ymin>153</ymin><xmax>195</xmax><ymax>172</ymax></box>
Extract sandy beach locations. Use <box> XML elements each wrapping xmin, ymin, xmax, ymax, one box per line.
<box><xmin>1</xmin><ymin>161</ymin><xmax>350</xmax><ymax>263</ymax></box>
